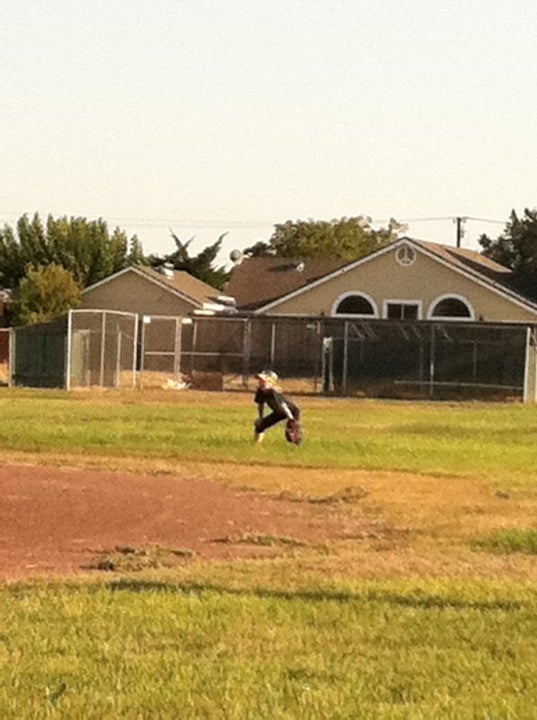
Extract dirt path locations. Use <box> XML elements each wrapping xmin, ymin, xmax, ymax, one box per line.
<box><xmin>0</xmin><ymin>462</ymin><xmax>368</xmax><ymax>581</ymax></box>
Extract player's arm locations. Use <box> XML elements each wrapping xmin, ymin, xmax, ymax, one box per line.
<box><xmin>254</xmin><ymin>388</ymin><xmax>265</xmax><ymax>418</ymax></box>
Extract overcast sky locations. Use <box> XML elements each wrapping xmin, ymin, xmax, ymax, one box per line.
<box><xmin>2</xmin><ymin>0</ymin><xmax>536</xmax><ymax>265</ymax></box>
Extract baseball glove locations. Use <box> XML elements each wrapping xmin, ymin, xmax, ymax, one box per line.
<box><xmin>284</xmin><ymin>418</ymin><xmax>303</xmax><ymax>446</ymax></box>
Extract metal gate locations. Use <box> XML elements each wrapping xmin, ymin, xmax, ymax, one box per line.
<box><xmin>68</xmin><ymin>310</ymin><xmax>138</xmax><ymax>389</ymax></box>
<box><xmin>139</xmin><ymin>315</ymin><xmax>183</xmax><ymax>388</ymax></box>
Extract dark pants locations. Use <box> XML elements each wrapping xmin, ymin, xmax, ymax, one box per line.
<box><xmin>257</xmin><ymin>401</ymin><xmax>300</xmax><ymax>433</ymax></box>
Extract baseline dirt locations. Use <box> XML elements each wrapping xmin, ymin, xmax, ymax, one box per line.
<box><xmin>0</xmin><ymin>462</ymin><xmax>370</xmax><ymax>581</ymax></box>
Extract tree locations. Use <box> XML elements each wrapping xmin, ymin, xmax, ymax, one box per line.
<box><xmin>244</xmin><ymin>216</ymin><xmax>406</xmax><ymax>261</ymax></box>
<box><xmin>127</xmin><ymin>235</ymin><xmax>147</xmax><ymax>266</ymax></box>
<box><xmin>12</xmin><ymin>263</ymin><xmax>82</xmax><ymax>325</ymax></box>
<box><xmin>0</xmin><ymin>212</ymin><xmax>145</xmax><ymax>290</ymax></box>
<box><xmin>479</xmin><ymin>208</ymin><xmax>537</xmax><ymax>297</ymax></box>
<box><xmin>149</xmin><ymin>230</ymin><xmax>230</xmax><ymax>289</ymax></box>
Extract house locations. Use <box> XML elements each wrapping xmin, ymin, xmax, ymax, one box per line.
<box><xmin>224</xmin><ymin>255</ymin><xmax>347</xmax><ymax>311</ymax></box>
<box><xmin>225</xmin><ymin>237</ymin><xmax>537</xmax><ymax>323</ymax></box>
<box><xmin>79</xmin><ymin>265</ymin><xmax>235</xmax><ymax>317</ymax></box>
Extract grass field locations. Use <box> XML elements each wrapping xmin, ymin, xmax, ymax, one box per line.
<box><xmin>1</xmin><ymin>388</ymin><xmax>536</xmax><ymax>718</ymax></box>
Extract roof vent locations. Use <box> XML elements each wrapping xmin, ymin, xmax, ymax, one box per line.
<box><xmin>158</xmin><ymin>262</ymin><xmax>175</xmax><ymax>277</ymax></box>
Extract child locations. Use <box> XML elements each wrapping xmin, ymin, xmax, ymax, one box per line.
<box><xmin>253</xmin><ymin>370</ymin><xmax>302</xmax><ymax>445</ymax></box>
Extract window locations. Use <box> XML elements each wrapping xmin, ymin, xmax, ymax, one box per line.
<box><xmin>385</xmin><ymin>302</ymin><xmax>420</xmax><ymax>320</ymax></box>
<box><xmin>332</xmin><ymin>292</ymin><xmax>378</xmax><ymax>317</ymax></box>
<box><xmin>336</xmin><ymin>295</ymin><xmax>374</xmax><ymax>315</ymax></box>
<box><xmin>430</xmin><ymin>297</ymin><xmax>471</xmax><ymax>318</ymax></box>
<box><xmin>428</xmin><ymin>295</ymin><xmax>474</xmax><ymax>320</ymax></box>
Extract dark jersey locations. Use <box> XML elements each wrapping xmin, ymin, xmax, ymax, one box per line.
<box><xmin>254</xmin><ymin>386</ymin><xmax>291</xmax><ymax>415</ymax></box>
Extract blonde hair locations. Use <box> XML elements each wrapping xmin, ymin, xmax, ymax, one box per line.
<box><xmin>257</xmin><ymin>370</ymin><xmax>281</xmax><ymax>391</ymax></box>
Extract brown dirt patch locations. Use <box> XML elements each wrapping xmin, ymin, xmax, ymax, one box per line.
<box><xmin>0</xmin><ymin>462</ymin><xmax>372</xmax><ymax>581</ymax></box>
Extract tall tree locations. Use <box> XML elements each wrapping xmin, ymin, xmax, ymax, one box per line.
<box><xmin>149</xmin><ymin>230</ymin><xmax>230</xmax><ymax>289</ymax></box>
<box><xmin>244</xmin><ymin>216</ymin><xmax>406</xmax><ymax>261</ymax></box>
<box><xmin>12</xmin><ymin>263</ymin><xmax>81</xmax><ymax>325</ymax></box>
<box><xmin>127</xmin><ymin>235</ymin><xmax>146</xmax><ymax>266</ymax></box>
<box><xmin>0</xmin><ymin>212</ymin><xmax>145</xmax><ymax>290</ymax></box>
<box><xmin>479</xmin><ymin>208</ymin><xmax>537</xmax><ymax>280</ymax></box>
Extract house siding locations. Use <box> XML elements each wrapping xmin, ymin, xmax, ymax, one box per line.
<box><xmin>263</xmin><ymin>247</ymin><xmax>537</xmax><ymax>322</ymax></box>
<box><xmin>80</xmin><ymin>273</ymin><xmax>197</xmax><ymax>317</ymax></box>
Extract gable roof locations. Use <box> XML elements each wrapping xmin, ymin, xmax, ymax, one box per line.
<box><xmin>83</xmin><ymin>265</ymin><xmax>220</xmax><ymax>308</ymax></box>
<box><xmin>252</xmin><ymin>237</ymin><xmax>537</xmax><ymax>315</ymax></box>
<box><xmin>224</xmin><ymin>256</ymin><xmax>348</xmax><ymax>310</ymax></box>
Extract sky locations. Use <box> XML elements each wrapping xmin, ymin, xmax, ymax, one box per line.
<box><xmin>2</xmin><ymin>0</ymin><xmax>537</xmax><ymax>267</ymax></box>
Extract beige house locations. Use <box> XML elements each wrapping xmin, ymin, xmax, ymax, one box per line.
<box><xmin>80</xmin><ymin>265</ymin><xmax>230</xmax><ymax>317</ymax></box>
<box><xmin>226</xmin><ymin>238</ymin><xmax>537</xmax><ymax>323</ymax></box>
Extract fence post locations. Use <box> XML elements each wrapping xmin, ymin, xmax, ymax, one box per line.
<box><xmin>132</xmin><ymin>315</ymin><xmax>139</xmax><ymax>389</ymax></box>
<box><xmin>174</xmin><ymin>317</ymin><xmax>182</xmax><ymax>377</ymax></box>
<box><xmin>242</xmin><ymin>318</ymin><xmax>251</xmax><ymax>385</ymax></box>
<box><xmin>8</xmin><ymin>327</ymin><xmax>14</xmax><ymax>387</ymax></box>
<box><xmin>191</xmin><ymin>319</ymin><xmax>198</xmax><ymax>376</ymax></box>
<box><xmin>342</xmin><ymin>321</ymin><xmax>349</xmax><ymax>396</ymax></box>
<box><xmin>429</xmin><ymin>324</ymin><xmax>435</xmax><ymax>399</ymax></box>
<box><xmin>313</xmin><ymin>320</ymin><xmax>321</xmax><ymax>392</ymax></box>
<box><xmin>65</xmin><ymin>310</ymin><xmax>73</xmax><ymax>391</ymax></box>
<box><xmin>99</xmin><ymin>311</ymin><xmax>106</xmax><ymax>387</ymax></box>
<box><xmin>523</xmin><ymin>325</ymin><xmax>535</xmax><ymax>403</ymax></box>
<box><xmin>139</xmin><ymin>316</ymin><xmax>146</xmax><ymax>390</ymax></box>
<box><xmin>115</xmin><ymin>330</ymin><xmax>122</xmax><ymax>388</ymax></box>
<box><xmin>270</xmin><ymin>321</ymin><xmax>276</xmax><ymax>368</ymax></box>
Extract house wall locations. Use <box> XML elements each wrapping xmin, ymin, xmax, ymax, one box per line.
<box><xmin>264</xmin><ymin>247</ymin><xmax>537</xmax><ymax>322</ymax></box>
<box><xmin>79</xmin><ymin>272</ymin><xmax>196</xmax><ymax>317</ymax></box>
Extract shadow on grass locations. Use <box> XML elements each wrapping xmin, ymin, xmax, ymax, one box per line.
<box><xmin>105</xmin><ymin>578</ymin><xmax>524</xmax><ymax>611</ymax></box>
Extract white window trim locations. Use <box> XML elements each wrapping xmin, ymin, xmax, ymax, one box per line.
<box><xmin>331</xmin><ymin>291</ymin><xmax>379</xmax><ymax>318</ymax></box>
<box><xmin>426</xmin><ymin>293</ymin><xmax>475</xmax><ymax>321</ymax></box>
<box><xmin>382</xmin><ymin>299</ymin><xmax>423</xmax><ymax>320</ymax></box>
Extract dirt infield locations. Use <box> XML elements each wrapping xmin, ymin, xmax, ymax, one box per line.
<box><xmin>0</xmin><ymin>462</ymin><xmax>370</xmax><ymax>581</ymax></box>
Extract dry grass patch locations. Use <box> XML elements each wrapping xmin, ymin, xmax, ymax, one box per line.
<box><xmin>213</xmin><ymin>532</ymin><xmax>309</xmax><ymax>548</ymax></box>
<box><xmin>89</xmin><ymin>545</ymin><xmax>195</xmax><ymax>572</ymax></box>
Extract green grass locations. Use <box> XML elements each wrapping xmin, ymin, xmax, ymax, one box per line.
<box><xmin>1</xmin><ymin>388</ymin><xmax>537</xmax><ymax>717</ymax></box>
<box><xmin>2</xmin><ymin>388</ymin><xmax>537</xmax><ymax>486</ymax></box>
<box><xmin>1</xmin><ymin>578</ymin><xmax>536</xmax><ymax>719</ymax></box>
<box><xmin>472</xmin><ymin>528</ymin><xmax>537</xmax><ymax>555</ymax></box>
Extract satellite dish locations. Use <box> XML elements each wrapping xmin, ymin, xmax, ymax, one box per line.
<box><xmin>229</xmin><ymin>249</ymin><xmax>244</xmax><ymax>265</ymax></box>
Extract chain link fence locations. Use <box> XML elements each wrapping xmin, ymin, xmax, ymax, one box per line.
<box><xmin>180</xmin><ymin>316</ymin><xmax>537</xmax><ymax>401</ymax></box>
<box><xmin>68</xmin><ymin>310</ymin><xmax>138</xmax><ymax>389</ymax></box>
<box><xmin>5</xmin><ymin>311</ymin><xmax>537</xmax><ymax>401</ymax></box>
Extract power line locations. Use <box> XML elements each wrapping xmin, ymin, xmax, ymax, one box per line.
<box><xmin>0</xmin><ymin>212</ymin><xmax>507</xmax><ymax>231</ymax></box>
<box><xmin>465</xmin><ymin>216</ymin><xmax>505</xmax><ymax>225</ymax></box>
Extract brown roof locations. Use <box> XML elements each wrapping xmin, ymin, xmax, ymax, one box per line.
<box><xmin>224</xmin><ymin>256</ymin><xmax>347</xmax><ymax>310</ymax></box>
<box><xmin>413</xmin><ymin>239</ymin><xmax>537</xmax><ymax>302</ymax></box>
<box><xmin>416</xmin><ymin>240</ymin><xmax>514</xmax><ymax>282</ymax></box>
<box><xmin>226</xmin><ymin>238</ymin><xmax>537</xmax><ymax>314</ymax></box>
<box><xmin>137</xmin><ymin>266</ymin><xmax>220</xmax><ymax>306</ymax></box>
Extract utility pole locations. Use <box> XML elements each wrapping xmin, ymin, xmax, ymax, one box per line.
<box><xmin>454</xmin><ymin>216</ymin><xmax>467</xmax><ymax>247</ymax></box>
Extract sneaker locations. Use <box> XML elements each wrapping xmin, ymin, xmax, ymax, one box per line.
<box><xmin>254</xmin><ymin>431</ymin><xmax>265</xmax><ymax>444</ymax></box>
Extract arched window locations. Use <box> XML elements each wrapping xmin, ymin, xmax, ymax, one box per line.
<box><xmin>333</xmin><ymin>293</ymin><xmax>377</xmax><ymax>316</ymax></box>
<box><xmin>428</xmin><ymin>295</ymin><xmax>473</xmax><ymax>319</ymax></box>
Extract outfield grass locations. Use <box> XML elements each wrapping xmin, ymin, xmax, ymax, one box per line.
<box><xmin>1</xmin><ymin>576</ymin><xmax>536</xmax><ymax>719</ymax></box>
<box><xmin>1</xmin><ymin>388</ymin><xmax>536</xmax><ymax>718</ymax></box>
<box><xmin>1</xmin><ymin>387</ymin><xmax>537</xmax><ymax>486</ymax></box>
